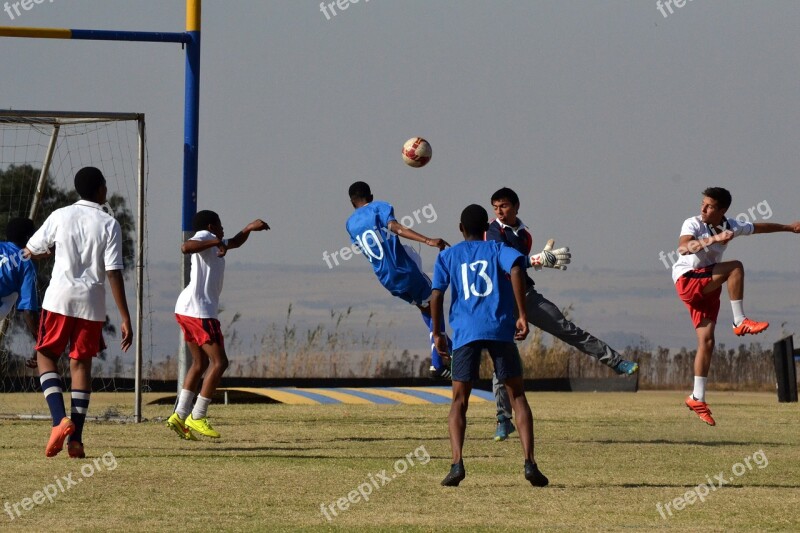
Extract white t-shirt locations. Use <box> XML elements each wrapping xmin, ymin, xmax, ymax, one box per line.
<box><xmin>671</xmin><ymin>216</ymin><xmax>754</xmax><ymax>284</ymax></box>
<box><xmin>174</xmin><ymin>230</ymin><xmax>227</xmax><ymax>319</ymax></box>
<box><xmin>26</xmin><ymin>200</ymin><xmax>124</xmax><ymax>322</ymax></box>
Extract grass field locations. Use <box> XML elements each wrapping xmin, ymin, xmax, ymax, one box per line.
<box><xmin>0</xmin><ymin>391</ymin><xmax>798</xmax><ymax>531</ymax></box>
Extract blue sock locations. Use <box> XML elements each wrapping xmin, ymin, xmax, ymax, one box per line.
<box><xmin>70</xmin><ymin>389</ymin><xmax>91</xmax><ymax>443</ymax></box>
<box><xmin>39</xmin><ymin>372</ymin><xmax>66</xmax><ymax>427</ymax></box>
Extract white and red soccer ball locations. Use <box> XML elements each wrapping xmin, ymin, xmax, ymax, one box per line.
<box><xmin>402</xmin><ymin>137</ymin><xmax>432</xmax><ymax>168</ymax></box>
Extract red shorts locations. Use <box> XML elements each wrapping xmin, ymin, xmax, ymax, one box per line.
<box><xmin>675</xmin><ymin>265</ymin><xmax>721</xmax><ymax>328</ymax></box>
<box><xmin>36</xmin><ymin>310</ymin><xmax>106</xmax><ymax>360</ymax></box>
<box><xmin>175</xmin><ymin>314</ymin><xmax>224</xmax><ymax>347</ymax></box>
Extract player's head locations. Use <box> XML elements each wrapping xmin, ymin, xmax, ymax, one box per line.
<box><xmin>460</xmin><ymin>204</ymin><xmax>489</xmax><ymax>239</ymax></box>
<box><xmin>74</xmin><ymin>167</ymin><xmax>107</xmax><ymax>203</ymax></box>
<box><xmin>348</xmin><ymin>181</ymin><xmax>373</xmax><ymax>208</ymax></box>
<box><xmin>491</xmin><ymin>187</ymin><xmax>520</xmax><ymax>225</ymax></box>
<box><xmin>5</xmin><ymin>217</ymin><xmax>35</xmax><ymax>248</ymax></box>
<box><xmin>193</xmin><ymin>210</ymin><xmax>223</xmax><ymax>238</ymax></box>
<box><xmin>700</xmin><ymin>187</ymin><xmax>731</xmax><ymax>224</ymax></box>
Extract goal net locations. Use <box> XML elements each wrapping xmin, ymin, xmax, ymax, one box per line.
<box><xmin>0</xmin><ymin>111</ymin><xmax>150</xmax><ymax>421</ymax></box>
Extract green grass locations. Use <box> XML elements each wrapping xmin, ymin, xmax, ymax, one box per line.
<box><xmin>0</xmin><ymin>391</ymin><xmax>798</xmax><ymax>531</ymax></box>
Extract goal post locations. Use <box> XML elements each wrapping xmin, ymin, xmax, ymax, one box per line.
<box><xmin>0</xmin><ymin>110</ymin><xmax>148</xmax><ymax>422</ymax></box>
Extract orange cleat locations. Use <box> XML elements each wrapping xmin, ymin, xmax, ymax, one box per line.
<box><xmin>46</xmin><ymin>417</ymin><xmax>75</xmax><ymax>457</ymax></box>
<box><xmin>733</xmin><ymin>318</ymin><xmax>769</xmax><ymax>336</ymax></box>
<box><xmin>67</xmin><ymin>440</ymin><xmax>85</xmax><ymax>459</ymax></box>
<box><xmin>685</xmin><ymin>396</ymin><xmax>716</xmax><ymax>426</ymax></box>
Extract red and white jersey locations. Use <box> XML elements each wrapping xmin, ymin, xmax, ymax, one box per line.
<box><xmin>26</xmin><ymin>200</ymin><xmax>124</xmax><ymax>321</ymax></box>
<box><xmin>174</xmin><ymin>230</ymin><xmax>226</xmax><ymax>319</ymax></box>
<box><xmin>671</xmin><ymin>215</ymin><xmax>754</xmax><ymax>284</ymax></box>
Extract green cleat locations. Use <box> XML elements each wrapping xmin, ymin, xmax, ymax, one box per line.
<box><xmin>185</xmin><ymin>414</ymin><xmax>220</xmax><ymax>438</ymax></box>
<box><xmin>166</xmin><ymin>412</ymin><xmax>198</xmax><ymax>441</ymax></box>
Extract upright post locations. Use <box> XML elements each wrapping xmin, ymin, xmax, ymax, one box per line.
<box><xmin>178</xmin><ymin>0</ymin><xmax>201</xmax><ymax>392</ymax></box>
<box><xmin>773</xmin><ymin>336</ymin><xmax>798</xmax><ymax>402</ymax></box>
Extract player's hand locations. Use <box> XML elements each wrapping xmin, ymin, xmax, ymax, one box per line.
<box><xmin>530</xmin><ymin>239</ymin><xmax>570</xmax><ymax>270</ymax></box>
<box><xmin>425</xmin><ymin>238</ymin><xmax>449</xmax><ymax>250</ymax></box>
<box><xmin>788</xmin><ymin>221</ymin><xmax>800</xmax><ymax>233</ymax></box>
<box><xmin>24</xmin><ymin>351</ymin><xmax>38</xmax><ymax>369</ymax></box>
<box><xmin>433</xmin><ymin>333</ymin><xmax>450</xmax><ymax>356</ymax></box>
<box><xmin>120</xmin><ymin>319</ymin><xmax>133</xmax><ymax>353</ymax></box>
<box><xmin>247</xmin><ymin>219</ymin><xmax>270</xmax><ymax>232</ymax></box>
<box><xmin>514</xmin><ymin>317</ymin><xmax>529</xmax><ymax>341</ymax></box>
<box><xmin>715</xmin><ymin>230</ymin><xmax>735</xmax><ymax>245</ymax></box>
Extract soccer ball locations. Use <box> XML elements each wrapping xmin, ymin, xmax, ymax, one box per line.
<box><xmin>402</xmin><ymin>137</ymin><xmax>432</xmax><ymax>168</ymax></box>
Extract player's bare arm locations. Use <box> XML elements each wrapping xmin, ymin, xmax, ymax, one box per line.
<box><xmin>22</xmin><ymin>246</ymin><xmax>53</xmax><ymax>260</ymax></box>
<box><xmin>753</xmin><ymin>221</ymin><xmax>800</xmax><ymax>234</ymax></box>
<box><xmin>387</xmin><ymin>220</ymin><xmax>449</xmax><ymax>250</ymax></box>
<box><xmin>224</xmin><ymin>219</ymin><xmax>270</xmax><ymax>250</ymax></box>
<box><xmin>677</xmin><ymin>231</ymin><xmax>734</xmax><ymax>255</ymax></box>
<box><xmin>181</xmin><ymin>238</ymin><xmax>224</xmax><ymax>255</ymax></box>
<box><xmin>430</xmin><ymin>288</ymin><xmax>449</xmax><ymax>356</ymax></box>
<box><xmin>509</xmin><ymin>264</ymin><xmax>529</xmax><ymax>341</ymax></box>
<box><xmin>107</xmin><ymin>269</ymin><xmax>133</xmax><ymax>352</ymax></box>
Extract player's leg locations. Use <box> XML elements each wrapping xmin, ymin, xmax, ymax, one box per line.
<box><xmin>707</xmin><ymin>261</ymin><xmax>768</xmax><ymax>335</ymax></box>
<box><xmin>492</xmin><ymin>372</ymin><xmax>514</xmax><ymax>441</ymax></box>
<box><xmin>490</xmin><ymin>341</ymin><xmax>548</xmax><ymax>486</ymax></box>
<box><xmin>186</xmin><ymin>324</ymin><xmax>227</xmax><ymax>438</ymax></box>
<box><xmin>418</xmin><ymin>304</ymin><xmax>452</xmax><ymax>379</ymax></box>
<box><xmin>64</xmin><ymin>317</ymin><xmax>105</xmax><ymax>458</ymax></box>
<box><xmin>441</xmin><ymin>342</ymin><xmax>480</xmax><ymax>487</ymax></box>
<box><xmin>686</xmin><ymin>318</ymin><xmax>716</xmax><ymax>425</ymax></box>
<box><xmin>35</xmin><ymin>310</ymin><xmax>74</xmax><ymax>457</ymax></box>
<box><xmin>67</xmin><ymin>357</ymin><xmax>92</xmax><ymax>458</ymax></box>
<box><xmin>167</xmin><ymin>340</ymin><xmax>205</xmax><ymax>440</ymax></box>
<box><xmin>525</xmin><ymin>288</ymin><xmax>637</xmax><ymax>375</ymax></box>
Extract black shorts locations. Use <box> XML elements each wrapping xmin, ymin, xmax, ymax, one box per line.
<box><xmin>451</xmin><ymin>340</ymin><xmax>523</xmax><ymax>382</ymax></box>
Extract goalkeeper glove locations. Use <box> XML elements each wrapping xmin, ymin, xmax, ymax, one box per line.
<box><xmin>530</xmin><ymin>239</ymin><xmax>571</xmax><ymax>270</ymax></box>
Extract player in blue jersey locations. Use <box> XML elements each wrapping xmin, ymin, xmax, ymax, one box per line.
<box><xmin>432</xmin><ymin>204</ymin><xmax>548</xmax><ymax>487</ymax></box>
<box><xmin>346</xmin><ymin>181</ymin><xmax>453</xmax><ymax>377</ymax></box>
<box><xmin>0</xmin><ymin>217</ymin><xmax>40</xmax><ymax>367</ymax></box>
<box><xmin>486</xmin><ymin>187</ymin><xmax>639</xmax><ymax>441</ymax></box>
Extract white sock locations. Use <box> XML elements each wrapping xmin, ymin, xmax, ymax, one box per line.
<box><xmin>175</xmin><ymin>389</ymin><xmax>196</xmax><ymax>419</ymax></box>
<box><xmin>731</xmin><ymin>300</ymin><xmax>745</xmax><ymax>326</ymax></box>
<box><xmin>692</xmin><ymin>376</ymin><xmax>707</xmax><ymax>403</ymax></box>
<box><xmin>192</xmin><ymin>395</ymin><xmax>211</xmax><ymax>419</ymax></box>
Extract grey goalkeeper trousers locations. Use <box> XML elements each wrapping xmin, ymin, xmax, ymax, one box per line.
<box><xmin>493</xmin><ymin>287</ymin><xmax>623</xmax><ymax>420</ymax></box>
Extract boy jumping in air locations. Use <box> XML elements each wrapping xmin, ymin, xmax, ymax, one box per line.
<box><xmin>166</xmin><ymin>211</ymin><xmax>269</xmax><ymax>440</ymax></box>
<box><xmin>346</xmin><ymin>181</ymin><xmax>453</xmax><ymax>378</ymax></box>
<box><xmin>673</xmin><ymin>187</ymin><xmax>800</xmax><ymax>425</ymax></box>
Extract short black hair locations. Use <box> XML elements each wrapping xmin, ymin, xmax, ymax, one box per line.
<box><xmin>460</xmin><ymin>204</ymin><xmax>489</xmax><ymax>237</ymax></box>
<box><xmin>74</xmin><ymin>167</ymin><xmax>106</xmax><ymax>200</ymax></box>
<box><xmin>348</xmin><ymin>181</ymin><xmax>372</xmax><ymax>201</ymax></box>
<box><xmin>490</xmin><ymin>187</ymin><xmax>520</xmax><ymax>207</ymax></box>
<box><xmin>702</xmin><ymin>187</ymin><xmax>732</xmax><ymax>210</ymax></box>
<box><xmin>5</xmin><ymin>217</ymin><xmax>35</xmax><ymax>247</ymax></box>
<box><xmin>193</xmin><ymin>210</ymin><xmax>221</xmax><ymax>232</ymax></box>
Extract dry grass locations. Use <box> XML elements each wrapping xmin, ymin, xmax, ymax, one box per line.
<box><xmin>1</xmin><ymin>391</ymin><xmax>798</xmax><ymax>531</ymax></box>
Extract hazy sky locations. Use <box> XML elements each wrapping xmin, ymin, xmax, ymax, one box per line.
<box><xmin>2</xmin><ymin>1</ymin><xmax>798</xmax><ymax>354</ymax></box>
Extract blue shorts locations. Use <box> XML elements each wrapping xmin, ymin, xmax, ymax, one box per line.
<box><xmin>387</xmin><ymin>269</ymin><xmax>432</xmax><ymax>306</ymax></box>
<box><xmin>451</xmin><ymin>340</ymin><xmax>523</xmax><ymax>382</ymax></box>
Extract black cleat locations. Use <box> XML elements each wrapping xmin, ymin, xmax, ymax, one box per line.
<box><xmin>429</xmin><ymin>365</ymin><xmax>452</xmax><ymax>380</ymax></box>
<box><xmin>441</xmin><ymin>461</ymin><xmax>466</xmax><ymax>487</ymax></box>
<box><xmin>524</xmin><ymin>461</ymin><xmax>549</xmax><ymax>487</ymax></box>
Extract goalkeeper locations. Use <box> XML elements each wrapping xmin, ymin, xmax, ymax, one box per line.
<box><xmin>485</xmin><ymin>188</ymin><xmax>639</xmax><ymax>441</ymax></box>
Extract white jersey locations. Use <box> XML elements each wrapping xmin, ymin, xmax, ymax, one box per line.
<box><xmin>26</xmin><ymin>200</ymin><xmax>124</xmax><ymax>322</ymax></box>
<box><xmin>671</xmin><ymin>216</ymin><xmax>754</xmax><ymax>284</ymax></box>
<box><xmin>175</xmin><ymin>230</ymin><xmax>227</xmax><ymax>319</ymax></box>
